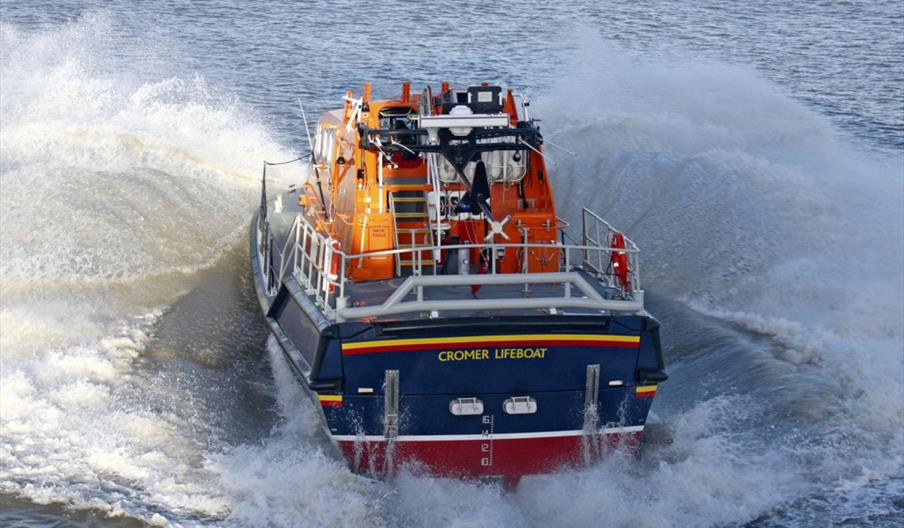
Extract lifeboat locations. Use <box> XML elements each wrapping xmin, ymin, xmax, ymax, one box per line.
<box><xmin>250</xmin><ymin>82</ymin><xmax>667</xmax><ymax>485</ymax></box>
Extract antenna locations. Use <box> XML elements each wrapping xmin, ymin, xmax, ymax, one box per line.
<box><xmin>298</xmin><ymin>98</ymin><xmax>315</xmax><ymax>152</ymax></box>
<box><xmin>298</xmin><ymin>97</ymin><xmax>330</xmax><ymax>220</ymax></box>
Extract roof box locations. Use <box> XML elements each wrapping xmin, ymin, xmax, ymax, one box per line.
<box><xmin>439</xmin><ymin>86</ymin><xmax>503</xmax><ymax>114</ymax></box>
<box><xmin>467</xmin><ymin>85</ymin><xmax>502</xmax><ymax>113</ymax></box>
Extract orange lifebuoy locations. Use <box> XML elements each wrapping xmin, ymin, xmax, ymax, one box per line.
<box><xmin>330</xmin><ymin>240</ymin><xmax>340</xmax><ymax>278</ymax></box>
<box><xmin>610</xmin><ymin>232</ymin><xmax>630</xmax><ymax>293</ymax></box>
<box><xmin>326</xmin><ymin>239</ymin><xmax>341</xmax><ymax>293</ymax></box>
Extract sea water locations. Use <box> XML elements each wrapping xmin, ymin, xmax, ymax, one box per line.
<box><xmin>1</xmin><ymin>2</ymin><xmax>902</xmax><ymax>526</ymax></box>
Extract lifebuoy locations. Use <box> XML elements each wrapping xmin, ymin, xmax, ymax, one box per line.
<box><xmin>329</xmin><ymin>240</ymin><xmax>340</xmax><ymax>279</ymax></box>
<box><xmin>325</xmin><ymin>239</ymin><xmax>341</xmax><ymax>293</ymax></box>
<box><xmin>609</xmin><ymin>232</ymin><xmax>630</xmax><ymax>293</ymax></box>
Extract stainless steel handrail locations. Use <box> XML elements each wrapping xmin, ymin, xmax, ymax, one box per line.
<box><xmin>336</xmin><ymin>272</ymin><xmax>644</xmax><ymax>321</ymax></box>
<box><xmin>268</xmin><ymin>209</ymin><xmax>644</xmax><ymax>321</ymax></box>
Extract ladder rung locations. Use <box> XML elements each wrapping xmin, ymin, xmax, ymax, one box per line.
<box><xmin>394</xmin><ymin>212</ymin><xmax>428</xmax><ymax>219</ymax></box>
<box><xmin>391</xmin><ymin>189</ymin><xmax>434</xmax><ymax>276</ymax></box>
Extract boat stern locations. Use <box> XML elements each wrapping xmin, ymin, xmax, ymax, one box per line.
<box><xmin>317</xmin><ymin>315</ymin><xmax>666</xmax><ymax>479</ymax></box>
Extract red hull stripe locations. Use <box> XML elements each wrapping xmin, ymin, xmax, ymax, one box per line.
<box><xmin>332</xmin><ymin>426</ymin><xmax>643</xmax><ymax>442</ymax></box>
<box><xmin>635</xmin><ymin>385</ymin><xmax>657</xmax><ymax>398</ymax></box>
<box><xmin>334</xmin><ymin>428</ymin><xmax>645</xmax><ymax>477</ymax></box>
<box><xmin>319</xmin><ymin>395</ymin><xmax>343</xmax><ymax>407</ymax></box>
<box><xmin>342</xmin><ymin>339</ymin><xmax>640</xmax><ymax>355</ymax></box>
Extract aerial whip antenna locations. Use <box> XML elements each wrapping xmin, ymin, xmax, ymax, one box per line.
<box><xmin>298</xmin><ymin>98</ymin><xmax>315</xmax><ymax>151</ymax></box>
<box><xmin>298</xmin><ymin>98</ymin><xmax>330</xmax><ymax>220</ymax></box>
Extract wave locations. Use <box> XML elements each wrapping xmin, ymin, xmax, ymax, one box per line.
<box><xmin>538</xmin><ymin>34</ymin><xmax>903</xmax><ymax>424</ymax></box>
<box><xmin>0</xmin><ymin>17</ymin><xmax>900</xmax><ymax>527</ymax></box>
<box><xmin>204</xmin><ymin>37</ymin><xmax>903</xmax><ymax>528</ymax></box>
<box><xmin>0</xmin><ymin>14</ymin><xmax>293</xmax><ymax>524</ymax></box>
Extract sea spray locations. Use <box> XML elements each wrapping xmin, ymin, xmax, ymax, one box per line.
<box><xmin>0</xmin><ymin>7</ymin><xmax>901</xmax><ymax>527</ymax></box>
<box><xmin>0</xmin><ymin>15</ymin><xmax>291</xmax><ymax>523</ymax></box>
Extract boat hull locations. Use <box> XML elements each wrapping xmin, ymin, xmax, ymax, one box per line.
<box><xmin>320</xmin><ymin>329</ymin><xmax>660</xmax><ymax>478</ymax></box>
<box><xmin>250</xmin><ymin>211</ymin><xmax>666</xmax><ymax>480</ymax></box>
<box><xmin>334</xmin><ymin>427</ymin><xmax>643</xmax><ymax>478</ymax></box>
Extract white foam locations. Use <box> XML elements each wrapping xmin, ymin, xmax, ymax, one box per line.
<box><xmin>0</xmin><ymin>14</ymin><xmax>293</xmax><ymax>525</ymax></box>
<box><xmin>539</xmin><ymin>32</ymin><xmax>902</xmax><ymax>413</ymax></box>
<box><xmin>387</xmin><ymin>396</ymin><xmax>802</xmax><ymax>527</ymax></box>
<box><xmin>1</xmin><ymin>17</ymin><xmax>901</xmax><ymax>527</ymax></box>
<box><xmin>536</xmin><ymin>32</ymin><xmax>903</xmax><ymax>520</ymax></box>
<box><xmin>1</xmin><ymin>16</ymin><xmax>294</xmax><ymax>290</ymax></box>
<box><xmin>207</xmin><ymin>340</ymin><xmax>386</xmax><ymax>528</ymax></box>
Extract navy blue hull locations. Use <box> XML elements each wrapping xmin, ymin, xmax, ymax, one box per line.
<box><xmin>251</xmin><ymin>213</ymin><xmax>666</xmax><ymax>478</ymax></box>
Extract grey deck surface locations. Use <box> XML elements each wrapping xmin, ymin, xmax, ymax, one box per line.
<box><xmin>265</xmin><ymin>191</ymin><xmax>629</xmax><ymax>322</ymax></box>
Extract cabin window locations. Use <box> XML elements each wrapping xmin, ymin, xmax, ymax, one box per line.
<box><xmin>379</xmin><ymin>107</ymin><xmax>417</xmax><ymax>145</ymax></box>
<box><xmin>379</xmin><ymin>106</ymin><xmax>415</xmax><ymax>129</ymax></box>
<box><xmin>313</xmin><ymin>123</ymin><xmax>322</xmax><ymax>159</ymax></box>
<box><xmin>379</xmin><ymin>107</ymin><xmax>419</xmax><ymax>167</ymax></box>
<box><xmin>320</xmin><ymin>129</ymin><xmax>330</xmax><ymax>163</ymax></box>
<box><xmin>315</xmin><ymin>127</ymin><xmax>337</xmax><ymax>170</ymax></box>
<box><xmin>325</xmin><ymin>130</ymin><xmax>337</xmax><ymax>168</ymax></box>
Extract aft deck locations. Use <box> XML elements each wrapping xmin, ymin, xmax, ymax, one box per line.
<box><xmin>257</xmin><ymin>190</ymin><xmax>645</xmax><ymax>323</ymax></box>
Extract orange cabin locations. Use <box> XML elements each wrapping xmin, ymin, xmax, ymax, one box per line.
<box><xmin>303</xmin><ymin>82</ymin><xmax>560</xmax><ymax>282</ymax></box>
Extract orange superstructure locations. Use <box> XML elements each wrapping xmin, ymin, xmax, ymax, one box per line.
<box><xmin>251</xmin><ymin>82</ymin><xmax>662</xmax><ymax>486</ymax></box>
<box><xmin>302</xmin><ymin>82</ymin><xmax>560</xmax><ymax>282</ymax></box>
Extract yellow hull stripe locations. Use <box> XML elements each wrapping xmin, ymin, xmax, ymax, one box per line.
<box><xmin>318</xmin><ymin>394</ymin><xmax>343</xmax><ymax>402</ymax></box>
<box><xmin>635</xmin><ymin>385</ymin><xmax>657</xmax><ymax>393</ymax></box>
<box><xmin>342</xmin><ymin>334</ymin><xmax>640</xmax><ymax>351</ymax></box>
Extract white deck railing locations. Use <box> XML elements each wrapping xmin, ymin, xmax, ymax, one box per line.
<box><xmin>257</xmin><ymin>207</ymin><xmax>643</xmax><ymax>322</ymax></box>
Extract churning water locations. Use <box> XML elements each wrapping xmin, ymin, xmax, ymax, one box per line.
<box><xmin>1</xmin><ymin>2</ymin><xmax>902</xmax><ymax>526</ymax></box>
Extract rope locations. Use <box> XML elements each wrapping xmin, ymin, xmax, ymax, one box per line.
<box><xmin>264</xmin><ymin>156</ymin><xmax>304</xmax><ymax>166</ymax></box>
